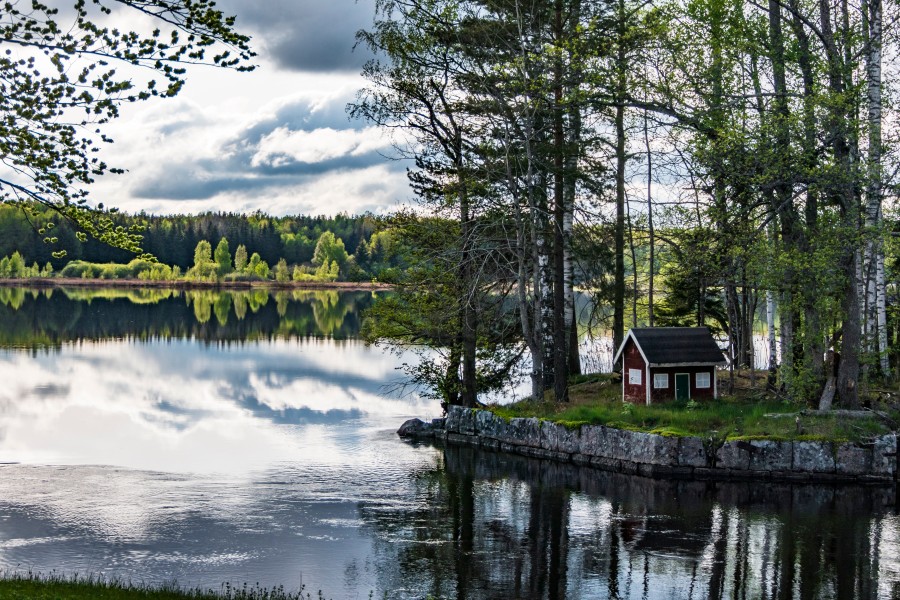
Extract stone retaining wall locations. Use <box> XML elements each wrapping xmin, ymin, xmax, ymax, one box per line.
<box><xmin>398</xmin><ymin>406</ymin><xmax>898</xmax><ymax>484</ymax></box>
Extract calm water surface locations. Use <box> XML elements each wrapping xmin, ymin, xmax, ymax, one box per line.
<box><xmin>0</xmin><ymin>286</ymin><xmax>898</xmax><ymax>599</ymax></box>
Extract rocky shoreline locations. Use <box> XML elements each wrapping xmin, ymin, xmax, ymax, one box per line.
<box><xmin>399</xmin><ymin>405</ymin><xmax>898</xmax><ymax>484</ymax></box>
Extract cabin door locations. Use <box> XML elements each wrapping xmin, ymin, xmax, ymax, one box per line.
<box><xmin>675</xmin><ymin>373</ymin><xmax>690</xmax><ymax>401</ymax></box>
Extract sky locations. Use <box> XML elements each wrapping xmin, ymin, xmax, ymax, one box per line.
<box><xmin>89</xmin><ymin>0</ymin><xmax>412</xmax><ymax>218</ymax></box>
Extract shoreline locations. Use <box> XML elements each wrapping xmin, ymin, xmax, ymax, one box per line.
<box><xmin>0</xmin><ymin>277</ymin><xmax>392</xmax><ymax>292</ymax></box>
<box><xmin>400</xmin><ymin>406</ymin><xmax>899</xmax><ymax>485</ymax></box>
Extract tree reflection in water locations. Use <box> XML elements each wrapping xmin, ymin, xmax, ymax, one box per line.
<box><xmin>0</xmin><ymin>286</ymin><xmax>378</xmax><ymax>347</ymax></box>
<box><xmin>361</xmin><ymin>443</ymin><xmax>899</xmax><ymax>600</ymax></box>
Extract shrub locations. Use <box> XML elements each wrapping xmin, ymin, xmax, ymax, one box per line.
<box><xmin>60</xmin><ymin>261</ymin><xmax>96</xmax><ymax>278</ymax></box>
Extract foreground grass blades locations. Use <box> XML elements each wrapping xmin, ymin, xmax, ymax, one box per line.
<box><xmin>0</xmin><ymin>573</ymin><xmax>326</xmax><ymax>600</ymax></box>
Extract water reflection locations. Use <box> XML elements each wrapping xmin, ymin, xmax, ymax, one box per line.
<box><xmin>0</xmin><ymin>287</ymin><xmax>376</xmax><ymax>348</ymax></box>
<box><xmin>0</xmin><ymin>287</ymin><xmax>437</xmax><ymax>472</ymax></box>
<box><xmin>1</xmin><ymin>440</ymin><xmax>895</xmax><ymax>599</ymax></box>
<box><xmin>0</xmin><ymin>338</ymin><xmax>436</xmax><ymax>472</ymax></box>
<box><xmin>1</xmin><ymin>286</ymin><xmax>898</xmax><ymax>599</ymax></box>
<box><xmin>363</xmin><ymin>443</ymin><xmax>900</xmax><ymax>600</ymax></box>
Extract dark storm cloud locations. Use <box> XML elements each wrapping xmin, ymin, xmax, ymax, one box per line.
<box><xmin>219</xmin><ymin>0</ymin><xmax>376</xmax><ymax>72</ymax></box>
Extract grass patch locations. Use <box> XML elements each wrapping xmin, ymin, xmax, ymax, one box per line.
<box><xmin>0</xmin><ymin>572</ymin><xmax>328</xmax><ymax>600</ymax></box>
<box><xmin>487</xmin><ymin>371</ymin><xmax>895</xmax><ymax>443</ymax></box>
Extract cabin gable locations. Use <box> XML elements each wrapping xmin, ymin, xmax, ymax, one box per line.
<box><xmin>622</xmin><ymin>338</ymin><xmax>647</xmax><ymax>403</ymax></box>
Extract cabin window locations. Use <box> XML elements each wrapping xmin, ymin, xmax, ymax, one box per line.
<box><xmin>628</xmin><ymin>369</ymin><xmax>642</xmax><ymax>385</ymax></box>
<box><xmin>696</xmin><ymin>372</ymin><xmax>711</xmax><ymax>388</ymax></box>
<box><xmin>653</xmin><ymin>373</ymin><xmax>669</xmax><ymax>389</ymax></box>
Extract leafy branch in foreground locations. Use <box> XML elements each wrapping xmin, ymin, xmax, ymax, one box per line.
<box><xmin>0</xmin><ymin>0</ymin><xmax>255</xmax><ymax>256</ymax></box>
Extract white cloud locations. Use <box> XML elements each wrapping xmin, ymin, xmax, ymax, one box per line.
<box><xmin>123</xmin><ymin>164</ymin><xmax>411</xmax><ymax>216</ymax></box>
<box><xmin>252</xmin><ymin>126</ymin><xmax>391</xmax><ymax>167</ymax></box>
<box><xmin>80</xmin><ymin>19</ymin><xmax>409</xmax><ymax>218</ymax></box>
<box><xmin>0</xmin><ymin>339</ymin><xmax>437</xmax><ymax>473</ymax></box>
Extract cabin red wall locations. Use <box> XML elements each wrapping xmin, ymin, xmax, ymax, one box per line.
<box><xmin>648</xmin><ymin>366</ymin><xmax>716</xmax><ymax>403</ymax></box>
<box><xmin>622</xmin><ymin>340</ymin><xmax>647</xmax><ymax>403</ymax></box>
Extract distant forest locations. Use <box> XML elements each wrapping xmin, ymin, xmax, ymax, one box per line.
<box><xmin>0</xmin><ymin>204</ymin><xmax>405</xmax><ymax>281</ymax></box>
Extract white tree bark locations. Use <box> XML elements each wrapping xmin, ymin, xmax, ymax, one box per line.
<box><xmin>877</xmin><ymin>251</ymin><xmax>889</xmax><ymax>377</ymax></box>
<box><xmin>863</xmin><ymin>0</ymin><xmax>889</xmax><ymax>379</ymax></box>
<box><xmin>767</xmin><ymin>290</ymin><xmax>777</xmax><ymax>372</ymax></box>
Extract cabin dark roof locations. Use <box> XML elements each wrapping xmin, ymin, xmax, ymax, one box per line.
<box><xmin>619</xmin><ymin>327</ymin><xmax>726</xmax><ymax>366</ymax></box>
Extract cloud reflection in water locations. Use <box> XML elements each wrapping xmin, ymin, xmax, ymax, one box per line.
<box><xmin>0</xmin><ymin>338</ymin><xmax>438</xmax><ymax>473</ymax></box>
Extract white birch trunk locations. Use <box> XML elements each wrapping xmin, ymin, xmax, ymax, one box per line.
<box><xmin>563</xmin><ymin>201</ymin><xmax>574</xmax><ymax>340</ymax></box>
<box><xmin>863</xmin><ymin>0</ymin><xmax>889</xmax><ymax>379</ymax></box>
<box><xmin>767</xmin><ymin>291</ymin><xmax>777</xmax><ymax>371</ymax></box>
<box><xmin>877</xmin><ymin>251</ymin><xmax>890</xmax><ymax>377</ymax></box>
<box><xmin>857</xmin><ymin>247</ymin><xmax>866</xmax><ymax>326</ymax></box>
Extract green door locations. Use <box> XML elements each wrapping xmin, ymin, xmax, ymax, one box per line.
<box><xmin>675</xmin><ymin>373</ymin><xmax>690</xmax><ymax>401</ymax></box>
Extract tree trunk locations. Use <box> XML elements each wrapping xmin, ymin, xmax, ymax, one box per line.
<box><xmin>863</xmin><ymin>0</ymin><xmax>889</xmax><ymax>381</ymax></box>
<box><xmin>767</xmin><ymin>290</ymin><xmax>777</xmax><ymax>389</ymax></box>
<box><xmin>612</xmin><ymin>0</ymin><xmax>627</xmax><ymax>358</ymax></box>
<box><xmin>627</xmin><ymin>198</ymin><xmax>637</xmax><ymax>328</ymax></box>
<box><xmin>551</xmin><ymin>0</ymin><xmax>568</xmax><ymax>402</ymax></box>
<box><xmin>644</xmin><ymin>110</ymin><xmax>654</xmax><ymax>327</ymax></box>
<box><xmin>819</xmin><ymin>0</ymin><xmax>861</xmax><ymax>407</ymax></box>
<box><xmin>769</xmin><ymin>0</ymin><xmax>804</xmax><ymax>390</ymax></box>
<box><xmin>458</xmin><ymin>166</ymin><xmax>478</xmax><ymax>408</ymax></box>
<box><xmin>788</xmin><ymin>0</ymin><xmax>825</xmax><ymax>387</ymax></box>
<box><xmin>564</xmin><ymin>13</ymin><xmax>581</xmax><ymax>376</ymax></box>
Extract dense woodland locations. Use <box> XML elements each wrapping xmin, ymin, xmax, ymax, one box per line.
<box><xmin>4</xmin><ymin>0</ymin><xmax>900</xmax><ymax>410</ymax></box>
<box><xmin>351</xmin><ymin>0</ymin><xmax>900</xmax><ymax>408</ymax></box>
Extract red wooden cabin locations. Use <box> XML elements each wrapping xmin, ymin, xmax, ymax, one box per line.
<box><xmin>612</xmin><ymin>327</ymin><xmax>726</xmax><ymax>404</ymax></box>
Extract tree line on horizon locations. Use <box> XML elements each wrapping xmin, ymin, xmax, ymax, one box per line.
<box><xmin>0</xmin><ymin>205</ymin><xmax>408</xmax><ymax>283</ymax></box>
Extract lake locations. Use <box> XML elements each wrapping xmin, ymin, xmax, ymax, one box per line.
<box><xmin>0</xmin><ymin>286</ymin><xmax>898</xmax><ymax>599</ymax></box>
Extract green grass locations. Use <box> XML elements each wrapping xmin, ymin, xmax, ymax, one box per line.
<box><xmin>488</xmin><ymin>373</ymin><xmax>894</xmax><ymax>443</ymax></box>
<box><xmin>0</xmin><ymin>572</ymin><xmax>328</xmax><ymax>600</ymax></box>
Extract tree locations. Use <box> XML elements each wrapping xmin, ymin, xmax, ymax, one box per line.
<box><xmin>248</xmin><ymin>252</ymin><xmax>269</xmax><ymax>279</ymax></box>
<box><xmin>8</xmin><ymin>252</ymin><xmax>25</xmax><ymax>278</ymax></box>
<box><xmin>187</xmin><ymin>239</ymin><xmax>216</xmax><ymax>280</ymax></box>
<box><xmin>274</xmin><ymin>258</ymin><xmax>290</xmax><ymax>282</ymax></box>
<box><xmin>234</xmin><ymin>244</ymin><xmax>249</xmax><ymax>272</ymax></box>
<box><xmin>254</xmin><ymin>261</ymin><xmax>270</xmax><ymax>280</ymax></box>
<box><xmin>314</xmin><ymin>260</ymin><xmax>339</xmax><ymax>282</ymax></box>
<box><xmin>214</xmin><ymin>238</ymin><xmax>232</xmax><ymax>277</ymax></box>
<box><xmin>0</xmin><ymin>0</ymin><xmax>253</xmax><ymax>255</ymax></box>
<box><xmin>193</xmin><ymin>241</ymin><xmax>213</xmax><ymax>269</ymax></box>
<box><xmin>353</xmin><ymin>0</ymin><xmax>900</xmax><ymax>409</ymax></box>
<box><xmin>354</xmin><ymin>0</ymin><xmax>549</xmax><ymax>405</ymax></box>
<box><xmin>360</xmin><ymin>214</ymin><xmax>524</xmax><ymax>406</ymax></box>
<box><xmin>312</xmin><ymin>232</ymin><xmax>349</xmax><ymax>270</ymax></box>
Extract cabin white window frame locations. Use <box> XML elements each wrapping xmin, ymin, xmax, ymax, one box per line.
<box><xmin>653</xmin><ymin>373</ymin><xmax>669</xmax><ymax>389</ymax></box>
<box><xmin>696</xmin><ymin>371</ymin><xmax>711</xmax><ymax>389</ymax></box>
<box><xmin>628</xmin><ymin>368</ymin><xmax>642</xmax><ymax>385</ymax></box>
